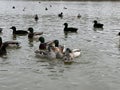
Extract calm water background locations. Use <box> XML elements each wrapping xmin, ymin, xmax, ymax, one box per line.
<box><xmin>0</xmin><ymin>0</ymin><xmax>120</xmax><ymax>90</ymax></box>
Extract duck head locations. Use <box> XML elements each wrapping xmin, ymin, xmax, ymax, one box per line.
<box><xmin>28</xmin><ymin>27</ymin><xmax>34</xmax><ymax>33</ymax></box>
<box><xmin>93</xmin><ymin>20</ymin><xmax>98</xmax><ymax>24</ymax></box>
<box><xmin>54</xmin><ymin>40</ymin><xmax>59</xmax><ymax>47</ymax></box>
<box><xmin>10</xmin><ymin>26</ymin><xmax>16</xmax><ymax>31</ymax></box>
<box><xmin>65</xmin><ymin>48</ymin><xmax>72</xmax><ymax>54</ymax></box>
<box><xmin>64</xmin><ymin>23</ymin><xmax>68</xmax><ymax>27</ymax></box>
<box><xmin>39</xmin><ymin>37</ymin><xmax>45</xmax><ymax>43</ymax></box>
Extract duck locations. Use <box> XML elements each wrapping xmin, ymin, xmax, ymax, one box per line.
<box><xmin>35</xmin><ymin>45</ymin><xmax>56</xmax><ymax>59</ymax></box>
<box><xmin>58</xmin><ymin>12</ymin><xmax>63</xmax><ymax>18</ymax></box>
<box><xmin>0</xmin><ymin>37</ymin><xmax>20</xmax><ymax>48</ymax></box>
<box><xmin>63</xmin><ymin>48</ymin><xmax>81</xmax><ymax>64</ymax></box>
<box><xmin>63</xmin><ymin>23</ymin><xmax>78</xmax><ymax>32</ymax></box>
<box><xmin>45</xmin><ymin>7</ymin><xmax>48</xmax><ymax>10</ymax></box>
<box><xmin>28</xmin><ymin>27</ymin><xmax>43</xmax><ymax>39</ymax></box>
<box><xmin>12</xmin><ymin>6</ymin><xmax>15</xmax><ymax>9</ymax></box>
<box><xmin>77</xmin><ymin>14</ymin><xmax>81</xmax><ymax>18</ymax></box>
<box><xmin>93</xmin><ymin>20</ymin><xmax>104</xmax><ymax>28</ymax></box>
<box><xmin>10</xmin><ymin>26</ymin><xmax>28</xmax><ymax>35</ymax></box>
<box><xmin>38</xmin><ymin>37</ymin><xmax>47</xmax><ymax>50</ymax></box>
<box><xmin>46</xmin><ymin>40</ymin><xmax>64</xmax><ymax>59</ymax></box>
<box><xmin>34</xmin><ymin>14</ymin><xmax>39</xmax><ymax>22</ymax></box>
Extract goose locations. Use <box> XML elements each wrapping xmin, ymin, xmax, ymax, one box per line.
<box><xmin>28</xmin><ymin>27</ymin><xmax>43</xmax><ymax>39</ymax></box>
<box><xmin>34</xmin><ymin>14</ymin><xmax>39</xmax><ymax>22</ymax></box>
<box><xmin>63</xmin><ymin>23</ymin><xmax>78</xmax><ymax>32</ymax></box>
<box><xmin>93</xmin><ymin>20</ymin><xmax>104</xmax><ymax>28</ymax></box>
<box><xmin>10</xmin><ymin>26</ymin><xmax>28</xmax><ymax>35</ymax></box>
<box><xmin>0</xmin><ymin>37</ymin><xmax>20</xmax><ymax>48</ymax></box>
<box><xmin>63</xmin><ymin>48</ymin><xmax>81</xmax><ymax>64</ymax></box>
<box><xmin>58</xmin><ymin>12</ymin><xmax>63</xmax><ymax>18</ymax></box>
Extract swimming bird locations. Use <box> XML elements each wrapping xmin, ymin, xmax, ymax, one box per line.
<box><xmin>34</xmin><ymin>14</ymin><xmax>39</xmax><ymax>22</ymax></box>
<box><xmin>45</xmin><ymin>7</ymin><xmax>48</xmax><ymax>10</ymax></box>
<box><xmin>77</xmin><ymin>14</ymin><xmax>81</xmax><ymax>18</ymax></box>
<box><xmin>51</xmin><ymin>40</ymin><xmax>65</xmax><ymax>59</ymax></box>
<box><xmin>35</xmin><ymin>45</ymin><xmax>56</xmax><ymax>59</ymax></box>
<box><xmin>63</xmin><ymin>48</ymin><xmax>81</xmax><ymax>64</ymax></box>
<box><xmin>28</xmin><ymin>27</ymin><xmax>43</xmax><ymax>39</ymax></box>
<box><xmin>63</xmin><ymin>23</ymin><xmax>78</xmax><ymax>32</ymax></box>
<box><xmin>58</xmin><ymin>12</ymin><xmax>63</xmax><ymax>18</ymax></box>
<box><xmin>0</xmin><ymin>37</ymin><xmax>20</xmax><ymax>48</ymax></box>
<box><xmin>10</xmin><ymin>26</ymin><xmax>28</xmax><ymax>35</ymax></box>
<box><xmin>12</xmin><ymin>6</ymin><xmax>15</xmax><ymax>9</ymax></box>
<box><xmin>93</xmin><ymin>20</ymin><xmax>104</xmax><ymax>28</ymax></box>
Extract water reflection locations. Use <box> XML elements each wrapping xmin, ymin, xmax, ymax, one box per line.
<box><xmin>64</xmin><ymin>31</ymin><xmax>78</xmax><ymax>38</ymax></box>
<box><xmin>28</xmin><ymin>38</ymin><xmax>34</xmax><ymax>47</ymax></box>
<box><xmin>93</xmin><ymin>27</ymin><xmax>103</xmax><ymax>31</ymax></box>
<box><xmin>12</xmin><ymin>34</ymin><xmax>17</xmax><ymax>40</ymax></box>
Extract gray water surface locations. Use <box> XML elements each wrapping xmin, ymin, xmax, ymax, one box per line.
<box><xmin>0</xmin><ymin>1</ymin><xmax>120</xmax><ymax>90</ymax></box>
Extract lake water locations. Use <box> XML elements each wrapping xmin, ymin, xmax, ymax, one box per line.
<box><xmin>0</xmin><ymin>0</ymin><xmax>120</xmax><ymax>90</ymax></box>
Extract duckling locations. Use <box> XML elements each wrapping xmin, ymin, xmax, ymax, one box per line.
<box><xmin>93</xmin><ymin>20</ymin><xmax>104</xmax><ymax>28</ymax></box>
<box><xmin>63</xmin><ymin>23</ymin><xmax>78</xmax><ymax>32</ymax></box>
<box><xmin>34</xmin><ymin>14</ymin><xmax>39</xmax><ymax>22</ymax></box>
<box><xmin>10</xmin><ymin>26</ymin><xmax>28</xmax><ymax>35</ymax></box>
<box><xmin>58</xmin><ymin>12</ymin><xmax>63</xmax><ymax>18</ymax></box>
<box><xmin>28</xmin><ymin>27</ymin><xmax>43</xmax><ymax>39</ymax></box>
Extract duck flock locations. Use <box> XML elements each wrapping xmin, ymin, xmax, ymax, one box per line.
<box><xmin>0</xmin><ymin>2</ymin><xmax>120</xmax><ymax>64</ymax></box>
